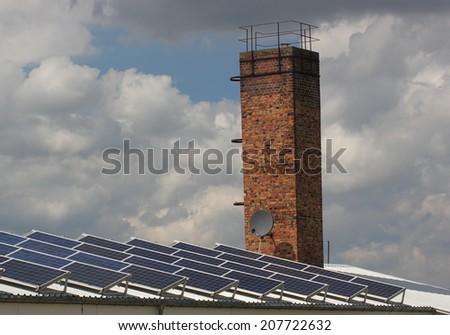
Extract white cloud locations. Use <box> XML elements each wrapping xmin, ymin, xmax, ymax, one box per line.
<box><xmin>0</xmin><ymin>0</ymin><xmax>96</xmax><ymax>66</ymax></box>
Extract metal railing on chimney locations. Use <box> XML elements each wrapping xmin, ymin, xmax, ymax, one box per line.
<box><xmin>239</xmin><ymin>20</ymin><xmax>319</xmax><ymax>52</ymax></box>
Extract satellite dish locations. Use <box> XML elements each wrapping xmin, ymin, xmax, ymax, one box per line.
<box><xmin>249</xmin><ymin>210</ymin><xmax>273</xmax><ymax>237</ymax></box>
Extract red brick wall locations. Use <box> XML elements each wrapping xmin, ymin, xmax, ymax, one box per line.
<box><xmin>240</xmin><ymin>47</ymin><xmax>323</xmax><ymax>267</ymax></box>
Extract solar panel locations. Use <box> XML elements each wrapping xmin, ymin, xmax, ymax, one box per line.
<box><xmin>174</xmin><ymin>258</ymin><xmax>230</xmax><ymax>276</ymax></box>
<box><xmin>172</xmin><ymin>249</ymin><xmax>225</xmax><ymax>266</ymax></box>
<box><xmin>312</xmin><ymin>275</ymin><xmax>367</xmax><ymax>300</ymax></box>
<box><xmin>62</xmin><ymin>262</ymin><xmax>130</xmax><ymax>291</ymax></box>
<box><xmin>126</xmin><ymin>238</ymin><xmax>176</xmax><ymax>254</ymax></box>
<box><xmin>9</xmin><ymin>249</ymin><xmax>71</xmax><ymax>269</ymax></box>
<box><xmin>264</xmin><ymin>264</ymin><xmax>316</xmax><ymax>280</ymax></box>
<box><xmin>125</xmin><ymin>255</ymin><xmax>181</xmax><ymax>274</ymax></box>
<box><xmin>127</xmin><ymin>247</ymin><xmax>180</xmax><ymax>264</ymax></box>
<box><xmin>0</xmin><ymin>232</ymin><xmax>26</xmax><ymax>245</ymax></box>
<box><xmin>0</xmin><ymin>243</ymin><xmax>18</xmax><ymax>256</ymax></box>
<box><xmin>258</xmin><ymin>255</ymin><xmax>308</xmax><ymax>271</ymax></box>
<box><xmin>17</xmin><ymin>239</ymin><xmax>76</xmax><ymax>258</ymax></box>
<box><xmin>78</xmin><ymin>235</ymin><xmax>131</xmax><ymax>252</ymax></box>
<box><xmin>303</xmin><ymin>265</ymin><xmax>355</xmax><ymax>281</ymax></box>
<box><xmin>74</xmin><ymin>243</ymin><xmax>130</xmax><ymax>261</ymax></box>
<box><xmin>351</xmin><ymin>277</ymin><xmax>405</xmax><ymax>300</ymax></box>
<box><xmin>224</xmin><ymin>271</ymin><xmax>284</xmax><ymax>297</ymax></box>
<box><xmin>0</xmin><ymin>256</ymin><xmax>8</xmax><ymax>263</ymax></box>
<box><xmin>220</xmin><ymin>261</ymin><xmax>274</xmax><ymax>278</ymax></box>
<box><xmin>218</xmin><ymin>253</ymin><xmax>268</xmax><ymax>268</ymax></box>
<box><xmin>214</xmin><ymin>244</ymin><xmax>262</xmax><ymax>259</ymax></box>
<box><xmin>271</xmin><ymin>273</ymin><xmax>327</xmax><ymax>298</ymax></box>
<box><xmin>121</xmin><ymin>265</ymin><xmax>186</xmax><ymax>293</ymax></box>
<box><xmin>26</xmin><ymin>231</ymin><xmax>81</xmax><ymax>248</ymax></box>
<box><xmin>68</xmin><ymin>252</ymin><xmax>128</xmax><ymax>271</ymax></box>
<box><xmin>175</xmin><ymin>268</ymin><xmax>237</xmax><ymax>295</ymax></box>
<box><xmin>1</xmin><ymin>259</ymin><xmax>69</xmax><ymax>289</ymax></box>
<box><xmin>172</xmin><ymin>241</ymin><xmax>222</xmax><ymax>257</ymax></box>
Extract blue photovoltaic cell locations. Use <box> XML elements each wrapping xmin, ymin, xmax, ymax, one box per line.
<box><xmin>0</xmin><ymin>243</ymin><xmax>18</xmax><ymax>256</ymax></box>
<box><xmin>62</xmin><ymin>262</ymin><xmax>129</xmax><ymax>289</ymax></box>
<box><xmin>220</xmin><ymin>261</ymin><xmax>273</xmax><ymax>278</ymax></box>
<box><xmin>172</xmin><ymin>242</ymin><xmax>222</xmax><ymax>257</ymax></box>
<box><xmin>0</xmin><ymin>256</ymin><xmax>9</xmax><ymax>263</ymax></box>
<box><xmin>127</xmin><ymin>247</ymin><xmax>180</xmax><ymax>264</ymax></box>
<box><xmin>225</xmin><ymin>271</ymin><xmax>283</xmax><ymax>295</ymax></box>
<box><xmin>74</xmin><ymin>243</ymin><xmax>130</xmax><ymax>261</ymax></box>
<box><xmin>125</xmin><ymin>255</ymin><xmax>181</xmax><ymax>274</ymax></box>
<box><xmin>175</xmin><ymin>268</ymin><xmax>236</xmax><ymax>294</ymax></box>
<box><xmin>17</xmin><ymin>239</ymin><xmax>76</xmax><ymax>258</ymax></box>
<box><xmin>126</xmin><ymin>238</ymin><xmax>177</xmax><ymax>254</ymax></box>
<box><xmin>0</xmin><ymin>232</ymin><xmax>26</xmax><ymax>245</ymax></box>
<box><xmin>26</xmin><ymin>231</ymin><xmax>81</xmax><ymax>248</ymax></box>
<box><xmin>258</xmin><ymin>255</ymin><xmax>308</xmax><ymax>271</ymax></box>
<box><xmin>172</xmin><ymin>249</ymin><xmax>225</xmax><ymax>266</ymax></box>
<box><xmin>9</xmin><ymin>249</ymin><xmax>71</xmax><ymax>269</ymax></box>
<box><xmin>174</xmin><ymin>258</ymin><xmax>230</xmax><ymax>276</ymax></box>
<box><xmin>121</xmin><ymin>265</ymin><xmax>185</xmax><ymax>291</ymax></box>
<box><xmin>68</xmin><ymin>252</ymin><xmax>128</xmax><ymax>271</ymax></box>
<box><xmin>351</xmin><ymin>277</ymin><xmax>404</xmax><ymax>299</ymax></box>
<box><xmin>218</xmin><ymin>253</ymin><xmax>268</xmax><ymax>269</ymax></box>
<box><xmin>271</xmin><ymin>273</ymin><xmax>326</xmax><ymax>297</ymax></box>
<box><xmin>214</xmin><ymin>244</ymin><xmax>262</xmax><ymax>259</ymax></box>
<box><xmin>312</xmin><ymin>275</ymin><xmax>366</xmax><ymax>298</ymax></box>
<box><xmin>264</xmin><ymin>264</ymin><xmax>316</xmax><ymax>280</ymax></box>
<box><xmin>303</xmin><ymin>266</ymin><xmax>355</xmax><ymax>281</ymax></box>
<box><xmin>1</xmin><ymin>259</ymin><xmax>68</xmax><ymax>287</ymax></box>
<box><xmin>78</xmin><ymin>235</ymin><xmax>131</xmax><ymax>252</ymax></box>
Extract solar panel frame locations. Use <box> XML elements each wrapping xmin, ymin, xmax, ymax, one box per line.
<box><xmin>126</xmin><ymin>238</ymin><xmax>177</xmax><ymax>254</ymax></box>
<box><xmin>263</xmin><ymin>263</ymin><xmax>316</xmax><ymax>280</ymax></box>
<box><xmin>127</xmin><ymin>247</ymin><xmax>181</xmax><ymax>264</ymax></box>
<box><xmin>9</xmin><ymin>249</ymin><xmax>71</xmax><ymax>269</ymax></box>
<box><xmin>174</xmin><ymin>268</ymin><xmax>238</xmax><ymax>296</ymax></box>
<box><xmin>311</xmin><ymin>275</ymin><xmax>367</xmax><ymax>301</ymax></box>
<box><xmin>220</xmin><ymin>261</ymin><xmax>274</xmax><ymax>278</ymax></box>
<box><xmin>74</xmin><ymin>243</ymin><xmax>130</xmax><ymax>261</ymax></box>
<box><xmin>172</xmin><ymin>249</ymin><xmax>225</xmax><ymax>266</ymax></box>
<box><xmin>214</xmin><ymin>244</ymin><xmax>262</xmax><ymax>259</ymax></box>
<box><xmin>270</xmin><ymin>273</ymin><xmax>328</xmax><ymax>300</ymax></box>
<box><xmin>0</xmin><ymin>258</ymin><xmax>70</xmax><ymax>291</ymax></box>
<box><xmin>0</xmin><ymin>242</ymin><xmax>18</xmax><ymax>256</ymax></box>
<box><xmin>172</xmin><ymin>241</ymin><xmax>223</xmax><ymax>257</ymax></box>
<box><xmin>17</xmin><ymin>239</ymin><xmax>77</xmax><ymax>258</ymax></box>
<box><xmin>224</xmin><ymin>270</ymin><xmax>284</xmax><ymax>298</ymax></box>
<box><xmin>258</xmin><ymin>255</ymin><xmax>308</xmax><ymax>271</ymax></box>
<box><xmin>68</xmin><ymin>252</ymin><xmax>129</xmax><ymax>271</ymax></box>
<box><xmin>217</xmin><ymin>252</ymin><xmax>269</xmax><ymax>269</ymax></box>
<box><xmin>124</xmin><ymin>255</ymin><xmax>181</xmax><ymax>274</ymax></box>
<box><xmin>26</xmin><ymin>230</ymin><xmax>81</xmax><ymax>248</ymax></box>
<box><xmin>78</xmin><ymin>234</ymin><xmax>132</xmax><ymax>252</ymax></box>
<box><xmin>350</xmin><ymin>277</ymin><xmax>406</xmax><ymax>301</ymax></box>
<box><xmin>303</xmin><ymin>265</ymin><xmax>355</xmax><ymax>281</ymax></box>
<box><xmin>0</xmin><ymin>231</ymin><xmax>26</xmax><ymax>245</ymax></box>
<box><xmin>121</xmin><ymin>264</ymin><xmax>186</xmax><ymax>294</ymax></box>
<box><xmin>62</xmin><ymin>262</ymin><xmax>130</xmax><ymax>293</ymax></box>
<box><xmin>174</xmin><ymin>258</ymin><xmax>230</xmax><ymax>276</ymax></box>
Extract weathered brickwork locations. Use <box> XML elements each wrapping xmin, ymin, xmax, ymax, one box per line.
<box><xmin>240</xmin><ymin>47</ymin><xmax>323</xmax><ymax>267</ymax></box>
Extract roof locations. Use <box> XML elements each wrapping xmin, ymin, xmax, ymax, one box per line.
<box><xmin>326</xmin><ymin>264</ymin><xmax>450</xmax><ymax>314</ymax></box>
<box><xmin>0</xmin><ymin>229</ymin><xmax>448</xmax><ymax>314</ymax></box>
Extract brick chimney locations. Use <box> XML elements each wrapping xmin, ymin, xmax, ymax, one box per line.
<box><xmin>238</xmin><ymin>30</ymin><xmax>323</xmax><ymax>267</ymax></box>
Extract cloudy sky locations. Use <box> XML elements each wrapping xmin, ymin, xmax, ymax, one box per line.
<box><xmin>0</xmin><ymin>0</ymin><xmax>449</xmax><ymax>288</ymax></box>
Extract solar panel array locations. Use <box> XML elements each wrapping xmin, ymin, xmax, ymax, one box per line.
<box><xmin>0</xmin><ymin>230</ymin><xmax>406</xmax><ymax>304</ymax></box>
